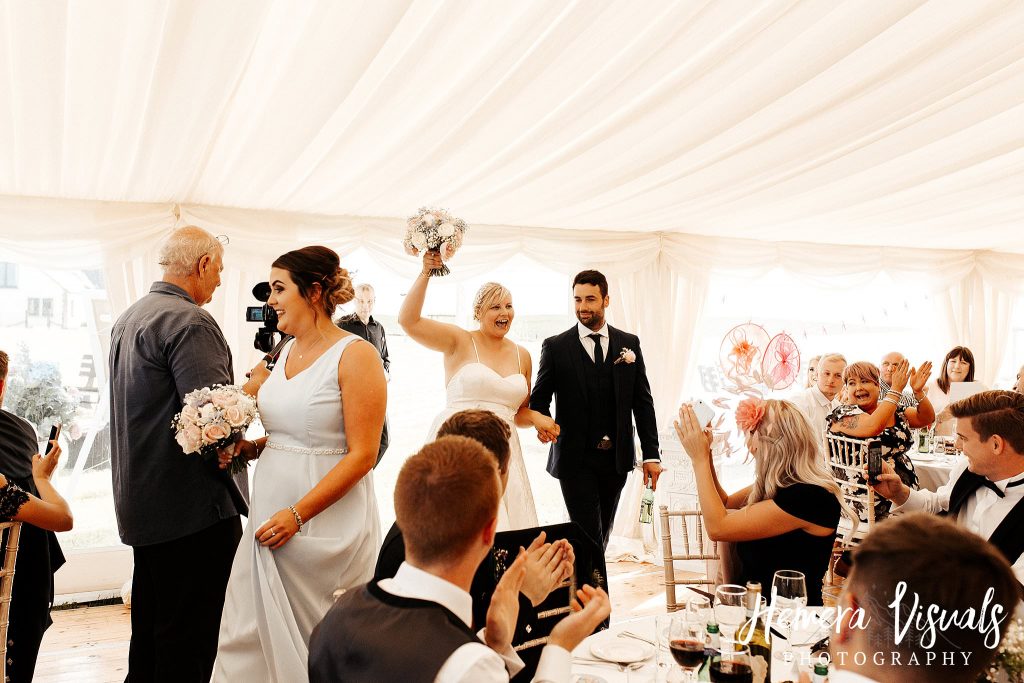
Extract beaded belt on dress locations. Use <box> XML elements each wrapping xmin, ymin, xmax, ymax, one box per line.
<box><xmin>265</xmin><ymin>441</ymin><xmax>348</xmax><ymax>456</ymax></box>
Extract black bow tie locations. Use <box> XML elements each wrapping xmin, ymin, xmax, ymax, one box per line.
<box><xmin>981</xmin><ymin>477</ymin><xmax>1024</xmax><ymax>498</ymax></box>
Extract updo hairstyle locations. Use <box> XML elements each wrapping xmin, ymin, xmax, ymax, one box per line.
<box><xmin>472</xmin><ymin>282</ymin><xmax>512</xmax><ymax>321</ymax></box>
<box><xmin>272</xmin><ymin>246</ymin><xmax>354</xmax><ymax>318</ymax></box>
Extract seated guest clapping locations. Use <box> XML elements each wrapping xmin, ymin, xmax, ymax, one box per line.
<box><xmin>873</xmin><ymin>390</ymin><xmax>1024</xmax><ymax>583</ymax></box>
<box><xmin>309</xmin><ymin>436</ymin><xmax>610</xmax><ymax>682</ymax></box>
<box><xmin>822</xmin><ymin>512</ymin><xmax>1020</xmax><ymax>683</ymax></box>
<box><xmin>827</xmin><ymin>359</ymin><xmax>934</xmax><ymax>525</ymax></box>
<box><xmin>375</xmin><ymin>409</ymin><xmax>573</xmax><ymax>635</ymax></box>
<box><xmin>674</xmin><ymin>399</ymin><xmax>845</xmax><ymax>604</ymax></box>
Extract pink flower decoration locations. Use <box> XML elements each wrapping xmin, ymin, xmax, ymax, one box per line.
<box><xmin>735</xmin><ymin>397</ymin><xmax>767</xmax><ymax>433</ymax></box>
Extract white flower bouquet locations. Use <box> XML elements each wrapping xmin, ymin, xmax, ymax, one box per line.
<box><xmin>171</xmin><ymin>384</ymin><xmax>258</xmax><ymax>474</ymax></box>
<box><xmin>403</xmin><ymin>207</ymin><xmax>468</xmax><ymax>276</ymax></box>
<box><xmin>986</xmin><ymin>617</ymin><xmax>1024</xmax><ymax>683</ymax></box>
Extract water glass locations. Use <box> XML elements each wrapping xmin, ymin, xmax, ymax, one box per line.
<box><xmin>713</xmin><ymin>584</ymin><xmax>747</xmax><ymax>644</ymax></box>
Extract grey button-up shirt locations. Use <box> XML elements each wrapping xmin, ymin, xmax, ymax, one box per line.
<box><xmin>109</xmin><ymin>282</ymin><xmax>245</xmax><ymax>547</ymax></box>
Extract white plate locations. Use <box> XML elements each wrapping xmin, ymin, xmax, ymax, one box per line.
<box><xmin>589</xmin><ymin>633</ymin><xmax>654</xmax><ymax>663</ymax></box>
<box><xmin>911</xmin><ymin>452</ymin><xmax>937</xmax><ymax>462</ymax></box>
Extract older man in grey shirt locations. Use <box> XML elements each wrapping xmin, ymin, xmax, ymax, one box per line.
<box><xmin>110</xmin><ymin>226</ymin><xmax>248</xmax><ymax>683</ymax></box>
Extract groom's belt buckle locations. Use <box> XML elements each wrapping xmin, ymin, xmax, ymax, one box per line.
<box><xmin>596</xmin><ymin>437</ymin><xmax>613</xmax><ymax>450</ymax></box>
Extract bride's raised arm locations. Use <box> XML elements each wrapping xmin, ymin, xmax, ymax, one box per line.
<box><xmin>398</xmin><ymin>251</ymin><xmax>465</xmax><ymax>355</ymax></box>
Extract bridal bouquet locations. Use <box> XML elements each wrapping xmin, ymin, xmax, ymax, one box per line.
<box><xmin>985</xmin><ymin>617</ymin><xmax>1024</xmax><ymax>682</ymax></box>
<box><xmin>403</xmin><ymin>207</ymin><xmax>468</xmax><ymax>276</ymax></box>
<box><xmin>171</xmin><ymin>384</ymin><xmax>258</xmax><ymax>475</ymax></box>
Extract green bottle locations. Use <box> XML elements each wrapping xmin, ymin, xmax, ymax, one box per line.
<box><xmin>638</xmin><ymin>484</ymin><xmax>654</xmax><ymax>524</ymax></box>
<box><xmin>739</xmin><ymin>581</ymin><xmax>771</xmax><ymax>682</ymax></box>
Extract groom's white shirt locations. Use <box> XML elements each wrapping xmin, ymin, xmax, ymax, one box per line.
<box><xmin>379</xmin><ymin>562</ymin><xmax>570</xmax><ymax>683</ymax></box>
<box><xmin>576</xmin><ymin>322</ymin><xmax>608</xmax><ymax>362</ymax></box>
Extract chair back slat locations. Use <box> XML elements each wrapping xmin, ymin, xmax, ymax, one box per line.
<box><xmin>0</xmin><ymin>521</ymin><xmax>22</xmax><ymax>682</ymax></box>
<box><xmin>659</xmin><ymin>505</ymin><xmax>719</xmax><ymax>612</ymax></box>
<box><xmin>825</xmin><ymin>432</ymin><xmax>877</xmax><ymax>544</ymax></box>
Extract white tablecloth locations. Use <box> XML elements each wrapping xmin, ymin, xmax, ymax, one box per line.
<box><xmin>908</xmin><ymin>452</ymin><xmax>962</xmax><ymax>492</ymax></box>
<box><xmin>572</xmin><ymin>608</ymin><xmax>834</xmax><ymax>682</ymax></box>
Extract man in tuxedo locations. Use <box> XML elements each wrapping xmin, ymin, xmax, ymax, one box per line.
<box><xmin>530</xmin><ymin>270</ymin><xmax>662</xmax><ymax>549</ymax></box>
<box><xmin>873</xmin><ymin>389</ymin><xmax>1024</xmax><ymax>583</ymax></box>
<box><xmin>109</xmin><ymin>226</ymin><xmax>250</xmax><ymax>682</ymax></box>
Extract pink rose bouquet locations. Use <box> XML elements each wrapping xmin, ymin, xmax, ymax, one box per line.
<box><xmin>171</xmin><ymin>384</ymin><xmax>258</xmax><ymax>474</ymax></box>
<box><xmin>403</xmin><ymin>207</ymin><xmax>468</xmax><ymax>276</ymax></box>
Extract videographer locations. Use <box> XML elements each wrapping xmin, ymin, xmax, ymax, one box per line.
<box><xmin>336</xmin><ymin>283</ymin><xmax>390</xmax><ymax>465</ymax></box>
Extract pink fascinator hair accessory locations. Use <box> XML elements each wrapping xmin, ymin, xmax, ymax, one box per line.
<box><xmin>735</xmin><ymin>397</ymin><xmax>767</xmax><ymax>433</ymax></box>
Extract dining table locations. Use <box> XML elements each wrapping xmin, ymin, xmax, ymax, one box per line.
<box><xmin>571</xmin><ymin>606</ymin><xmax>835</xmax><ymax>682</ymax></box>
<box><xmin>907</xmin><ymin>445</ymin><xmax>962</xmax><ymax>493</ymax></box>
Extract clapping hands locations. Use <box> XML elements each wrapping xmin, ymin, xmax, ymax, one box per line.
<box><xmin>908</xmin><ymin>361</ymin><xmax>932</xmax><ymax>395</ymax></box>
<box><xmin>520</xmin><ymin>532</ymin><xmax>574</xmax><ymax>607</ymax></box>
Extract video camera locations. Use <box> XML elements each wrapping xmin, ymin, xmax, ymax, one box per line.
<box><xmin>245</xmin><ymin>282</ymin><xmax>281</xmax><ymax>353</ymax></box>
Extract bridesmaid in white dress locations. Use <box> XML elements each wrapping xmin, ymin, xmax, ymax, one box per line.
<box><xmin>214</xmin><ymin>246</ymin><xmax>385</xmax><ymax>682</ymax></box>
<box><xmin>399</xmin><ymin>251</ymin><xmax>557</xmax><ymax>529</ymax></box>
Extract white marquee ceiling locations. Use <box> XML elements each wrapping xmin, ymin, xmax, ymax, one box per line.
<box><xmin>1</xmin><ymin>0</ymin><xmax>1022</xmax><ymax>251</ymax></box>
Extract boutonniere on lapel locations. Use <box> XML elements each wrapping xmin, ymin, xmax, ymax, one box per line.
<box><xmin>613</xmin><ymin>348</ymin><xmax>636</xmax><ymax>365</ymax></box>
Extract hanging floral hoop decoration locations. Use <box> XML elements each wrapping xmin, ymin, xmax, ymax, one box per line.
<box><xmin>761</xmin><ymin>332</ymin><xmax>801</xmax><ymax>391</ymax></box>
<box><xmin>718</xmin><ymin>323</ymin><xmax>771</xmax><ymax>392</ymax></box>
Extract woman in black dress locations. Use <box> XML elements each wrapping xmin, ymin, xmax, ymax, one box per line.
<box><xmin>675</xmin><ymin>399</ymin><xmax>847</xmax><ymax>604</ymax></box>
<box><xmin>0</xmin><ymin>419</ymin><xmax>74</xmax><ymax>683</ymax></box>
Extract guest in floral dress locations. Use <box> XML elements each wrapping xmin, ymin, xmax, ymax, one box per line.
<box><xmin>827</xmin><ymin>359</ymin><xmax>935</xmax><ymax>523</ymax></box>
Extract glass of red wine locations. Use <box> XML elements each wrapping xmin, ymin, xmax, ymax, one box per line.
<box><xmin>668</xmin><ymin>613</ymin><xmax>706</xmax><ymax>681</ymax></box>
<box><xmin>710</xmin><ymin>644</ymin><xmax>753</xmax><ymax>683</ymax></box>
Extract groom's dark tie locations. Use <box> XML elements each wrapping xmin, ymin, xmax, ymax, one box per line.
<box><xmin>588</xmin><ymin>333</ymin><xmax>603</xmax><ymax>365</ymax></box>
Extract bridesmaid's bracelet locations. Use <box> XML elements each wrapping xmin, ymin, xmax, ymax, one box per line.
<box><xmin>288</xmin><ymin>505</ymin><xmax>305</xmax><ymax>530</ymax></box>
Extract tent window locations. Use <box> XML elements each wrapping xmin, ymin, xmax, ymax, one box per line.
<box><xmin>0</xmin><ymin>262</ymin><xmax>17</xmax><ymax>288</ymax></box>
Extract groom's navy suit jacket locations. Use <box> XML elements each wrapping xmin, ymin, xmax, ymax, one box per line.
<box><xmin>529</xmin><ymin>325</ymin><xmax>659</xmax><ymax>477</ymax></box>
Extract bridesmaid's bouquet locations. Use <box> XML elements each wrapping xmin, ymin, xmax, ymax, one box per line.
<box><xmin>403</xmin><ymin>207</ymin><xmax>468</xmax><ymax>276</ymax></box>
<box><xmin>171</xmin><ymin>384</ymin><xmax>258</xmax><ymax>474</ymax></box>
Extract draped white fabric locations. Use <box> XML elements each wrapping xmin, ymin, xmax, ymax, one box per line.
<box><xmin>0</xmin><ymin>1</ymin><xmax>1022</xmax><ymax>249</ymax></box>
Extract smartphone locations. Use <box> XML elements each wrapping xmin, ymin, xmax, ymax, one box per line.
<box><xmin>46</xmin><ymin>422</ymin><xmax>62</xmax><ymax>455</ymax></box>
<box><xmin>867</xmin><ymin>440</ymin><xmax>882</xmax><ymax>484</ymax></box>
<box><xmin>690</xmin><ymin>399</ymin><xmax>715</xmax><ymax>428</ymax></box>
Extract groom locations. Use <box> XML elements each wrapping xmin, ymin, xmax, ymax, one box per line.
<box><xmin>530</xmin><ymin>270</ymin><xmax>662</xmax><ymax>549</ymax></box>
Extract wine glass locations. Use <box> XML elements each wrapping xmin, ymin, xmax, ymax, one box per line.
<box><xmin>669</xmin><ymin>613</ymin><xmax>707</xmax><ymax>681</ymax></box>
<box><xmin>710</xmin><ymin>644</ymin><xmax>753</xmax><ymax>683</ymax></box>
<box><xmin>685</xmin><ymin>594</ymin><xmax>711</xmax><ymax>628</ymax></box>
<box><xmin>714</xmin><ymin>584</ymin><xmax>747</xmax><ymax>644</ymax></box>
<box><xmin>771</xmin><ymin>570</ymin><xmax>808</xmax><ymax>619</ymax></box>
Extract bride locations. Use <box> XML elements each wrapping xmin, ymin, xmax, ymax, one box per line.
<box><xmin>399</xmin><ymin>251</ymin><xmax>557</xmax><ymax>529</ymax></box>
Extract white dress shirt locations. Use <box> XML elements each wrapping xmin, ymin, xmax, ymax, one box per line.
<box><xmin>577</xmin><ymin>322</ymin><xmax>609</xmax><ymax>363</ymax></box>
<box><xmin>790</xmin><ymin>385</ymin><xmax>838</xmax><ymax>436</ymax></box>
<box><xmin>893</xmin><ymin>460</ymin><xmax>1024</xmax><ymax>582</ymax></box>
<box><xmin>378</xmin><ymin>562</ymin><xmax>570</xmax><ymax>683</ymax></box>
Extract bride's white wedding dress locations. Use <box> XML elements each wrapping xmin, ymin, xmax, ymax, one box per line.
<box><xmin>427</xmin><ymin>339</ymin><xmax>539</xmax><ymax>530</ymax></box>
<box><xmin>214</xmin><ymin>336</ymin><xmax>381</xmax><ymax>682</ymax></box>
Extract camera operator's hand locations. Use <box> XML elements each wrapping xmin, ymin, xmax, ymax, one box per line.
<box><xmin>242</xmin><ymin>359</ymin><xmax>271</xmax><ymax>396</ymax></box>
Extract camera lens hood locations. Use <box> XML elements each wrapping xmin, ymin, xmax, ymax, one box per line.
<box><xmin>252</xmin><ymin>281</ymin><xmax>271</xmax><ymax>302</ymax></box>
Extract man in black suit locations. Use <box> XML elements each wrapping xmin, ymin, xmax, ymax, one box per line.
<box><xmin>530</xmin><ymin>270</ymin><xmax>662</xmax><ymax>549</ymax></box>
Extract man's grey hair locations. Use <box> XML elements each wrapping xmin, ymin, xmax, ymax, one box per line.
<box><xmin>354</xmin><ymin>283</ymin><xmax>374</xmax><ymax>295</ymax></box>
<box><xmin>158</xmin><ymin>226</ymin><xmax>223</xmax><ymax>277</ymax></box>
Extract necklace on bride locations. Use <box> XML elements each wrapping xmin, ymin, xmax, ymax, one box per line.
<box><xmin>295</xmin><ymin>333</ymin><xmax>327</xmax><ymax>360</ymax></box>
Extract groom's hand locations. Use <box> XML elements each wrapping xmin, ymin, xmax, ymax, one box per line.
<box><xmin>643</xmin><ymin>461</ymin><xmax>665</xmax><ymax>491</ymax></box>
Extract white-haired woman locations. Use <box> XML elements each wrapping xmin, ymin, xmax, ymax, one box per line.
<box><xmin>399</xmin><ymin>252</ymin><xmax>555</xmax><ymax>528</ymax></box>
<box><xmin>675</xmin><ymin>399</ymin><xmax>847</xmax><ymax>604</ymax></box>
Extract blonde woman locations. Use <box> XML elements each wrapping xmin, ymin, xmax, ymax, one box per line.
<box><xmin>675</xmin><ymin>399</ymin><xmax>846</xmax><ymax>604</ymax></box>
<box><xmin>805</xmin><ymin>354</ymin><xmax>821</xmax><ymax>388</ymax></box>
<box><xmin>399</xmin><ymin>251</ymin><xmax>556</xmax><ymax>528</ymax></box>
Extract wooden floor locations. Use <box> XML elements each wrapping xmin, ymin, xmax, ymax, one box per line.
<box><xmin>35</xmin><ymin>561</ymin><xmax>668</xmax><ymax>682</ymax></box>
